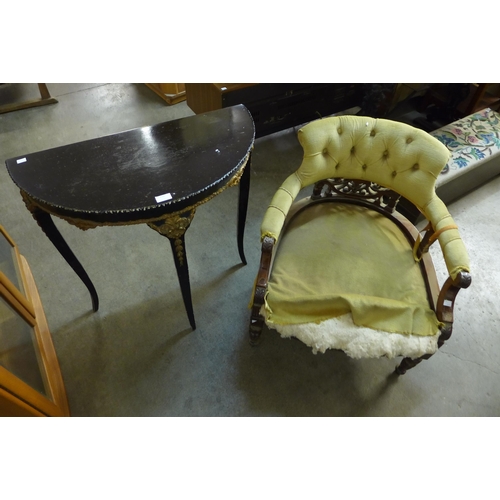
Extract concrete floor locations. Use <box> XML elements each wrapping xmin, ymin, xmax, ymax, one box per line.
<box><xmin>1</xmin><ymin>83</ymin><xmax>499</xmax><ymax>416</ymax></box>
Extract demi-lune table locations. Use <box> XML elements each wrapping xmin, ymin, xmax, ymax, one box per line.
<box><xmin>5</xmin><ymin>104</ymin><xmax>255</xmax><ymax>330</ymax></box>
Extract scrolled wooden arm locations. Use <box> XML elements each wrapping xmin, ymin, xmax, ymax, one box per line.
<box><xmin>249</xmin><ymin>236</ymin><xmax>276</xmax><ymax>345</ymax></box>
<box><xmin>436</xmin><ymin>270</ymin><xmax>472</xmax><ymax>345</ymax></box>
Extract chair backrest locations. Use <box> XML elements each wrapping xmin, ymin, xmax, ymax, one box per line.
<box><xmin>296</xmin><ymin>115</ymin><xmax>451</xmax><ymax>211</ymax></box>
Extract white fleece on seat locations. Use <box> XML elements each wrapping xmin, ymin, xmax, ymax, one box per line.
<box><xmin>263</xmin><ymin>310</ymin><xmax>439</xmax><ymax>359</ymax></box>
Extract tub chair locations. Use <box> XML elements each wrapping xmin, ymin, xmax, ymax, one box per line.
<box><xmin>249</xmin><ymin>115</ymin><xmax>471</xmax><ymax>374</ymax></box>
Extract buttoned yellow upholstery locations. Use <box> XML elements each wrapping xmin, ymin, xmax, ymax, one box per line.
<box><xmin>261</xmin><ymin>115</ymin><xmax>470</xmax><ymax>280</ymax></box>
<box><xmin>253</xmin><ymin>115</ymin><xmax>471</xmax><ymax>361</ymax></box>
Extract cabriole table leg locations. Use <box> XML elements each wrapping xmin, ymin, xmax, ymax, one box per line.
<box><xmin>148</xmin><ymin>209</ymin><xmax>197</xmax><ymax>330</ymax></box>
<box><xmin>28</xmin><ymin>208</ymin><xmax>99</xmax><ymax>311</ymax></box>
<box><xmin>236</xmin><ymin>152</ymin><xmax>252</xmax><ymax>265</ymax></box>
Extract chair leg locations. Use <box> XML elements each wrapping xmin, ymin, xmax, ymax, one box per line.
<box><xmin>249</xmin><ymin>236</ymin><xmax>274</xmax><ymax>346</ymax></box>
<box><xmin>395</xmin><ymin>353</ymin><xmax>433</xmax><ymax>375</ymax></box>
<box><xmin>249</xmin><ymin>305</ymin><xmax>265</xmax><ymax>346</ymax></box>
<box><xmin>395</xmin><ymin>323</ymin><xmax>454</xmax><ymax>375</ymax></box>
<box><xmin>395</xmin><ymin>357</ymin><xmax>422</xmax><ymax>375</ymax></box>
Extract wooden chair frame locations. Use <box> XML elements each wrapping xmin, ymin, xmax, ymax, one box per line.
<box><xmin>249</xmin><ymin>177</ymin><xmax>471</xmax><ymax>374</ymax></box>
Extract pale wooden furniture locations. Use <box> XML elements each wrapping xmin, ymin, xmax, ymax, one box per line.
<box><xmin>145</xmin><ymin>83</ymin><xmax>186</xmax><ymax>105</ymax></box>
<box><xmin>0</xmin><ymin>83</ymin><xmax>58</xmax><ymax>114</ymax></box>
<box><xmin>185</xmin><ymin>84</ymin><xmax>257</xmax><ymax>114</ymax></box>
<box><xmin>0</xmin><ymin>225</ymin><xmax>70</xmax><ymax>416</ymax></box>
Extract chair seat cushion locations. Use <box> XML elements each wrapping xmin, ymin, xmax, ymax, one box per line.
<box><xmin>264</xmin><ymin>203</ymin><xmax>441</xmax><ymax>340</ymax></box>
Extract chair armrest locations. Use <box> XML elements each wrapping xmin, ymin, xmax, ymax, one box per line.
<box><xmin>253</xmin><ymin>236</ymin><xmax>275</xmax><ymax>295</ymax></box>
<box><xmin>260</xmin><ymin>172</ymin><xmax>302</xmax><ymax>241</ymax></box>
<box><xmin>435</xmin><ymin>271</ymin><xmax>472</xmax><ymax>345</ymax></box>
<box><xmin>437</xmin><ymin>271</ymin><xmax>472</xmax><ymax>321</ymax></box>
<box><xmin>423</xmin><ymin>195</ymin><xmax>471</xmax><ymax>280</ymax></box>
<box><xmin>249</xmin><ymin>236</ymin><xmax>275</xmax><ymax>345</ymax></box>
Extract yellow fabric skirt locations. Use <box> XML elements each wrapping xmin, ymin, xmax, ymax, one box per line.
<box><xmin>264</xmin><ymin>203</ymin><xmax>440</xmax><ymax>337</ymax></box>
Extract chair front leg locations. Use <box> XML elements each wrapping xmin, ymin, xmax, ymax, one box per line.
<box><xmin>249</xmin><ymin>236</ymin><xmax>275</xmax><ymax>346</ymax></box>
<box><xmin>395</xmin><ymin>355</ymin><xmax>430</xmax><ymax>375</ymax></box>
<box><xmin>250</xmin><ymin>287</ymin><xmax>266</xmax><ymax>345</ymax></box>
<box><xmin>395</xmin><ymin>271</ymin><xmax>472</xmax><ymax>375</ymax></box>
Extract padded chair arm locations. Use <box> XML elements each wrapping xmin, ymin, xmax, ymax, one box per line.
<box><xmin>260</xmin><ymin>172</ymin><xmax>302</xmax><ymax>241</ymax></box>
<box><xmin>423</xmin><ymin>196</ymin><xmax>471</xmax><ymax>280</ymax></box>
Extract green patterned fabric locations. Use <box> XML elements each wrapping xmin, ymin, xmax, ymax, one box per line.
<box><xmin>431</xmin><ymin>108</ymin><xmax>500</xmax><ymax>178</ymax></box>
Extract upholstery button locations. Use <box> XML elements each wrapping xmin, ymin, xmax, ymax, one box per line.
<box><xmin>407</xmin><ymin>137</ymin><xmax>413</xmax><ymax>144</ymax></box>
<box><xmin>392</xmin><ymin>171</ymin><xmax>397</xmax><ymax>177</ymax></box>
<box><xmin>322</xmin><ymin>148</ymin><xmax>328</xmax><ymax>155</ymax></box>
<box><xmin>413</xmin><ymin>163</ymin><xmax>419</xmax><ymax>170</ymax></box>
<box><xmin>370</xmin><ymin>130</ymin><xmax>376</xmax><ymax>136</ymax></box>
<box><xmin>362</xmin><ymin>164</ymin><xmax>367</xmax><ymax>170</ymax></box>
<box><xmin>337</xmin><ymin>127</ymin><xmax>342</xmax><ymax>134</ymax></box>
<box><xmin>383</xmin><ymin>150</ymin><xmax>389</xmax><ymax>157</ymax></box>
<box><xmin>335</xmin><ymin>163</ymin><xmax>340</xmax><ymax>169</ymax></box>
<box><xmin>350</xmin><ymin>146</ymin><xmax>355</xmax><ymax>154</ymax></box>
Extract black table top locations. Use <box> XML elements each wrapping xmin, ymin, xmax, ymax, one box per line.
<box><xmin>6</xmin><ymin>104</ymin><xmax>255</xmax><ymax>223</ymax></box>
